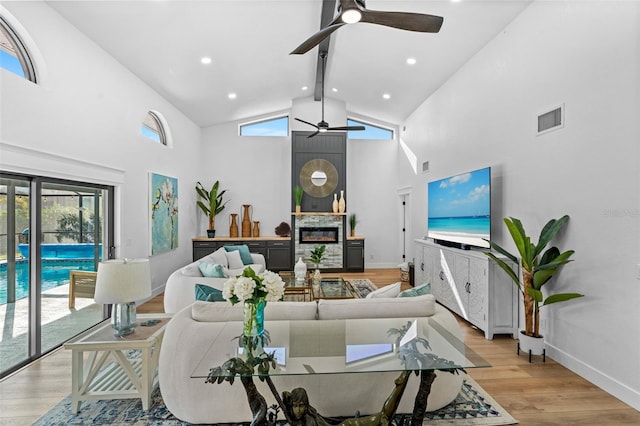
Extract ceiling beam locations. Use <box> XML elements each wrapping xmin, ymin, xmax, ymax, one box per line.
<box><xmin>314</xmin><ymin>0</ymin><xmax>337</xmax><ymax>101</ymax></box>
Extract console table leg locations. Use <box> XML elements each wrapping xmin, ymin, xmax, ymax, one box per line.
<box><xmin>410</xmin><ymin>370</ymin><xmax>437</xmax><ymax>426</ymax></box>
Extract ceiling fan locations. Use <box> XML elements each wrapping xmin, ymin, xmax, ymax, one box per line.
<box><xmin>291</xmin><ymin>0</ymin><xmax>444</xmax><ymax>55</ymax></box>
<box><xmin>294</xmin><ymin>53</ymin><xmax>365</xmax><ymax>138</ymax></box>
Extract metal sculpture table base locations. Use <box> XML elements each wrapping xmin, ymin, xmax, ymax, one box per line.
<box><xmin>225</xmin><ymin>368</ymin><xmax>438</xmax><ymax>426</ymax></box>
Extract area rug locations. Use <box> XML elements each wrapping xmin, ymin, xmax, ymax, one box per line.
<box><xmin>34</xmin><ymin>377</ymin><xmax>517</xmax><ymax>425</ymax></box>
<box><xmin>348</xmin><ymin>278</ymin><xmax>377</xmax><ymax>298</ymax></box>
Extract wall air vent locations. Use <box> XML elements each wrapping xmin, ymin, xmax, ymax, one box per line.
<box><xmin>537</xmin><ymin>104</ymin><xmax>564</xmax><ymax>135</ymax></box>
<box><xmin>422</xmin><ymin>161</ymin><xmax>430</xmax><ymax>173</ymax></box>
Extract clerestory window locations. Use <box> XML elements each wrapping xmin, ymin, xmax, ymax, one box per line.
<box><xmin>0</xmin><ymin>16</ymin><xmax>37</xmax><ymax>82</ymax></box>
<box><xmin>347</xmin><ymin>118</ymin><xmax>394</xmax><ymax>140</ymax></box>
<box><xmin>240</xmin><ymin>116</ymin><xmax>289</xmax><ymax>137</ymax></box>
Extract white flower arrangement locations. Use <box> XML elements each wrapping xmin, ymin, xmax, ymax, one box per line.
<box><xmin>222</xmin><ymin>267</ymin><xmax>285</xmax><ymax>305</ymax></box>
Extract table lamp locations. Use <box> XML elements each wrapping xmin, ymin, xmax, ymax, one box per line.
<box><xmin>94</xmin><ymin>258</ymin><xmax>152</xmax><ymax>336</ymax></box>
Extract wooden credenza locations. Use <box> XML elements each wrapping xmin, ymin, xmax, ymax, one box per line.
<box><xmin>192</xmin><ymin>237</ymin><xmax>292</xmax><ymax>271</ymax></box>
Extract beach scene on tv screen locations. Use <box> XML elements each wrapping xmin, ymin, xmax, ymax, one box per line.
<box><xmin>428</xmin><ymin>167</ymin><xmax>491</xmax><ymax>248</ymax></box>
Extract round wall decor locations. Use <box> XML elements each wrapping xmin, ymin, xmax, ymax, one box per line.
<box><xmin>299</xmin><ymin>159</ymin><xmax>338</xmax><ymax>198</ymax></box>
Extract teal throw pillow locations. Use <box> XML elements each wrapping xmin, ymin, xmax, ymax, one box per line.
<box><xmin>398</xmin><ymin>282</ymin><xmax>432</xmax><ymax>298</ymax></box>
<box><xmin>195</xmin><ymin>284</ymin><xmax>225</xmax><ymax>302</ymax></box>
<box><xmin>198</xmin><ymin>261</ymin><xmax>226</xmax><ymax>278</ymax></box>
<box><xmin>224</xmin><ymin>244</ymin><xmax>253</xmax><ymax>265</ymax></box>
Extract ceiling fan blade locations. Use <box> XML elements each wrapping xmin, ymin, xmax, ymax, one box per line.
<box><xmin>360</xmin><ymin>10</ymin><xmax>443</xmax><ymax>33</ymax></box>
<box><xmin>326</xmin><ymin>125</ymin><xmax>366</xmax><ymax>131</ymax></box>
<box><xmin>295</xmin><ymin>117</ymin><xmax>319</xmax><ymax>129</ymax></box>
<box><xmin>290</xmin><ymin>21</ymin><xmax>346</xmax><ymax>55</ymax></box>
<box><xmin>307</xmin><ymin>130</ymin><xmax>320</xmax><ymax>138</ymax></box>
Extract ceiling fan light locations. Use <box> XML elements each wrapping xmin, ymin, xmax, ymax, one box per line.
<box><xmin>342</xmin><ymin>9</ymin><xmax>362</xmax><ymax>24</ymax></box>
<box><xmin>319</xmin><ymin>128</ymin><xmax>328</xmax><ymax>133</ymax></box>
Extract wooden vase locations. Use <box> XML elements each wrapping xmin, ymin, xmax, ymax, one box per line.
<box><xmin>241</xmin><ymin>204</ymin><xmax>252</xmax><ymax>237</ymax></box>
<box><xmin>332</xmin><ymin>194</ymin><xmax>339</xmax><ymax>213</ymax></box>
<box><xmin>338</xmin><ymin>190</ymin><xmax>346</xmax><ymax>213</ymax></box>
<box><xmin>229</xmin><ymin>213</ymin><xmax>239</xmax><ymax>238</ymax></box>
<box><xmin>252</xmin><ymin>221</ymin><xmax>260</xmax><ymax>238</ymax></box>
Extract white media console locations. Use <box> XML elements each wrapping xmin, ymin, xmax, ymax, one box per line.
<box><xmin>415</xmin><ymin>239</ymin><xmax>519</xmax><ymax>340</ymax></box>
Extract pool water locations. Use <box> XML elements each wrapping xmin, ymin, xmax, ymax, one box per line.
<box><xmin>0</xmin><ymin>259</ymin><xmax>96</xmax><ymax>304</ymax></box>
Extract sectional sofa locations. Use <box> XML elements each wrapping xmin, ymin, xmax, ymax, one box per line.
<box><xmin>163</xmin><ymin>246</ymin><xmax>266</xmax><ymax>313</ymax></box>
<box><xmin>158</xmin><ymin>294</ymin><xmax>466</xmax><ymax>424</ymax></box>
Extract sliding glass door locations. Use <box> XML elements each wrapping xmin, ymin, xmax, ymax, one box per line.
<box><xmin>0</xmin><ymin>173</ymin><xmax>114</xmax><ymax>377</ymax></box>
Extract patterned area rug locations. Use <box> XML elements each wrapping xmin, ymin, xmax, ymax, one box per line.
<box><xmin>35</xmin><ymin>377</ymin><xmax>517</xmax><ymax>425</ymax></box>
<box><xmin>348</xmin><ymin>278</ymin><xmax>377</xmax><ymax>298</ymax></box>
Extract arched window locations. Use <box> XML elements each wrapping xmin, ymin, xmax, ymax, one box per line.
<box><xmin>0</xmin><ymin>16</ymin><xmax>37</xmax><ymax>82</ymax></box>
<box><xmin>141</xmin><ymin>111</ymin><xmax>168</xmax><ymax>146</ymax></box>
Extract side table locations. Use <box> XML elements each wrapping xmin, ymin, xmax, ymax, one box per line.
<box><xmin>63</xmin><ymin>313</ymin><xmax>171</xmax><ymax>412</ymax></box>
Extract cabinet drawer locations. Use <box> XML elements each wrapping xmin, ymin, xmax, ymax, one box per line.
<box><xmin>193</xmin><ymin>241</ymin><xmax>218</xmax><ymax>248</ymax></box>
<box><xmin>267</xmin><ymin>240</ymin><xmax>291</xmax><ymax>248</ymax></box>
<box><xmin>347</xmin><ymin>240</ymin><xmax>364</xmax><ymax>247</ymax></box>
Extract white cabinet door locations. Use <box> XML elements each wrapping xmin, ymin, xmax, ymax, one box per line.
<box><xmin>467</xmin><ymin>258</ymin><xmax>488</xmax><ymax>330</ymax></box>
<box><xmin>434</xmin><ymin>249</ymin><xmax>462</xmax><ymax>317</ymax></box>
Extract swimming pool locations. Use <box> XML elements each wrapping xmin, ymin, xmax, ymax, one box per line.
<box><xmin>0</xmin><ymin>259</ymin><xmax>97</xmax><ymax>305</ymax></box>
<box><xmin>17</xmin><ymin>243</ymin><xmax>103</xmax><ymax>259</ymax></box>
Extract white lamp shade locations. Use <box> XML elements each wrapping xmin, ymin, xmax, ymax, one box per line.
<box><xmin>94</xmin><ymin>259</ymin><xmax>152</xmax><ymax>304</ymax></box>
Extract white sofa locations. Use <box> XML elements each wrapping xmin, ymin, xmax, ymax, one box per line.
<box><xmin>159</xmin><ymin>294</ymin><xmax>466</xmax><ymax>424</ymax></box>
<box><xmin>164</xmin><ymin>247</ymin><xmax>266</xmax><ymax>313</ymax></box>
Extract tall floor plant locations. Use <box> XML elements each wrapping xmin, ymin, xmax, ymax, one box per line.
<box><xmin>484</xmin><ymin>215</ymin><xmax>583</xmax><ymax>338</ymax></box>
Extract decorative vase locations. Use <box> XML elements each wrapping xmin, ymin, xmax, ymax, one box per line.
<box><xmin>338</xmin><ymin>190</ymin><xmax>345</xmax><ymax>213</ymax></box>
<box><xmin>313</xmin><ymin>268</ymin><xmax>321</xmax><ymax>284</ymax></box>
<box><xmin>243</xmin><ymin>300</ymin><xmax>265</xmax><ymax>337</ymax></box>
<box><xmin>229</xmin><ymin>213</ymin><xmax>239</xmax><ymax>238</ymax></box>
<box><xmin>294</xmin><ymin>257</ymin><xmax>307</xmax><ymax>283</ymax></box>
<box><xmin>350</xmin><ymin>229</ymin><xmax>356</xmax><ymax>237</ymax></box>
<box><xmin>332</xmin><ymin>194</ymin><xmax>339</xmax><ymax>213</ymax></box>
<box><xmin>241</xmin><ymin>204</ymin><xmax>252</xmax><ymax>237</ymax></box>
<box><xmin>206</xmin><ymin>229</ymin><xmax>216</xmax><ymax>238</ymax></box>
<box><xmin>295</xmin><ymin>205</ymin><xmax>301</xmax><ymax>214</ymax></box>
<box><xmin>252</xmin><ymin>221</ymin><xmax>260</xmax><ymax>238</ymax></box>
<box><xmin>242</xmin><ymin>300</ymin><xmax>265</xmax><ymax>360</ymax></box>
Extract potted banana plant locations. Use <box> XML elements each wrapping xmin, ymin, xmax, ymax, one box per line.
<box><xmin>195</xmin><ymin>180</ymin><xmax>228</xmax><ymax>238</ymax></box>
<box><xmin>484</xmin><ymin>215</ymin><xmax>583</xmax><ymax>358</ymax></box>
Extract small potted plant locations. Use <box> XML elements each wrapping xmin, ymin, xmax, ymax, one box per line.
<box><xmin>348</xmin><ymin>213</ymin><xmax>358</xmax><ymax>237</ymax></box>
<box><xmin>484</xmin><ymin>215</ymin><xmax>583</xmax><ymax>358</ymax></box>
<box><xmin>195</xmin><ymin>180</ymin><xmax>228</xmax><ymax>238</ymax></box>
<box><xmin>309</xmin><ymin>244</ymin><xmax>326</xmax><ymax>283</ymax></box>
<box><xmin>294</xmin><ymin>185</ymin><xmax>304</xmax><ymax>214</ymax></box>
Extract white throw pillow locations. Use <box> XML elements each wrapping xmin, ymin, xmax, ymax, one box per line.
<box><xmin>225</xmin><ymin>249</ymin><xmax>244</xmax><ymax>270</ymax></box>
<box><xmin>181</xmin><ymin>262</ymin><xmax>202</xmax><ymax>277</ymax></box>
<box><xmin>365</xmin><ymin>282</ymin><xmax>401</xmax><ymax>298</ymax></box>
<box><xmin>202</xmin><ymin>247</ymin><xmax>228</xmax><ymax>267</ymax></box>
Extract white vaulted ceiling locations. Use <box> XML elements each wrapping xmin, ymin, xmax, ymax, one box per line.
<box><xmin>47</xmin><ymin>0</ymin><xmax>532</xmax><ymax>127</ymax></box>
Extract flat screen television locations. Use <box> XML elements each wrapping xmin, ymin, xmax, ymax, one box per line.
<box><xmin>427</xmin><ymin>167</ymin><xmax>491</xmax><ymax>249</ymax></box>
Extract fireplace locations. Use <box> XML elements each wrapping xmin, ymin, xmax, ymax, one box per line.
<box><xmin>299</xmin><ymin>227</ymin><xmax>339</xmax><ymax>244</ymax></box>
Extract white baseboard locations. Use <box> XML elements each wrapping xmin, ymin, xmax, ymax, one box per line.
<box><xmin>546</xmin><ymin>343</ymin><xmax>640</xmax><ymax>411</ymax></box>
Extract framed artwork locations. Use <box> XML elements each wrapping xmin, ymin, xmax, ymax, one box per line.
<box><xmin>150</xmin><ymin>172</ymin><xmax>179</xmax><ymax>255</ymax></box>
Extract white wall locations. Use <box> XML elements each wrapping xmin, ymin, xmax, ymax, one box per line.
<box><xmin>399</xmin><ymin>1</ymin><xmax>640</xmax><ymax>409</ymax></box>
<box><xmin>0</xmin><ymin>2</ymin><xmax>202</xmax><ymax>296</ymax></box>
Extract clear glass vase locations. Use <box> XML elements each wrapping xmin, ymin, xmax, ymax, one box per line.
<box><xmin>242</xmin><ymin>300</ymin><xmax>266</xmax><ymax>360</ymax></box>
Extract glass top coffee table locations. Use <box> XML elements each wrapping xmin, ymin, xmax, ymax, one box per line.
<box><xmin>279</xmin><ymin>273</ymin><xmax>356</xmax><ymax>301</ymax></box>
<box><xmin>192</xmin><ymin>316</ymin><xmax>489</xmax><ymax>425</ymax></box>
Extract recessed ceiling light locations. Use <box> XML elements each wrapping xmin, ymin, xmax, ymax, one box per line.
<box><xmin>228</xmin><ymin>93</ymin><xmax>237</xmax><ymax>100</ymax></box>
<box><xmin>406</xmin><ymin>57</ymin><xmax>417</xmax><ymax>65</ymax></box>
<box><xmin>332</xmin><ymin>88</ymin><xmax>338</xmax><ymax>92</ymax></box>
<box><xmin>301</xmin><ymin>86</ymin><xmax>308</xmax><ymax>91</ymax></box>
<box><xmin>201</xmin><ymin>57</ymin><xmax>212</xmax><ymax>64</ymax></box>
<box><xmin>383</xmin><ymin>93</ymin><xmax>391</xmax><ymax>100</ymax></box>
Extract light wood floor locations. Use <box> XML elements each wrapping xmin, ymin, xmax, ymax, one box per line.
<box><xmin>1</xmin><ymin>269</ymin><xmax>639</xmax><ymax>425</ymax></box>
